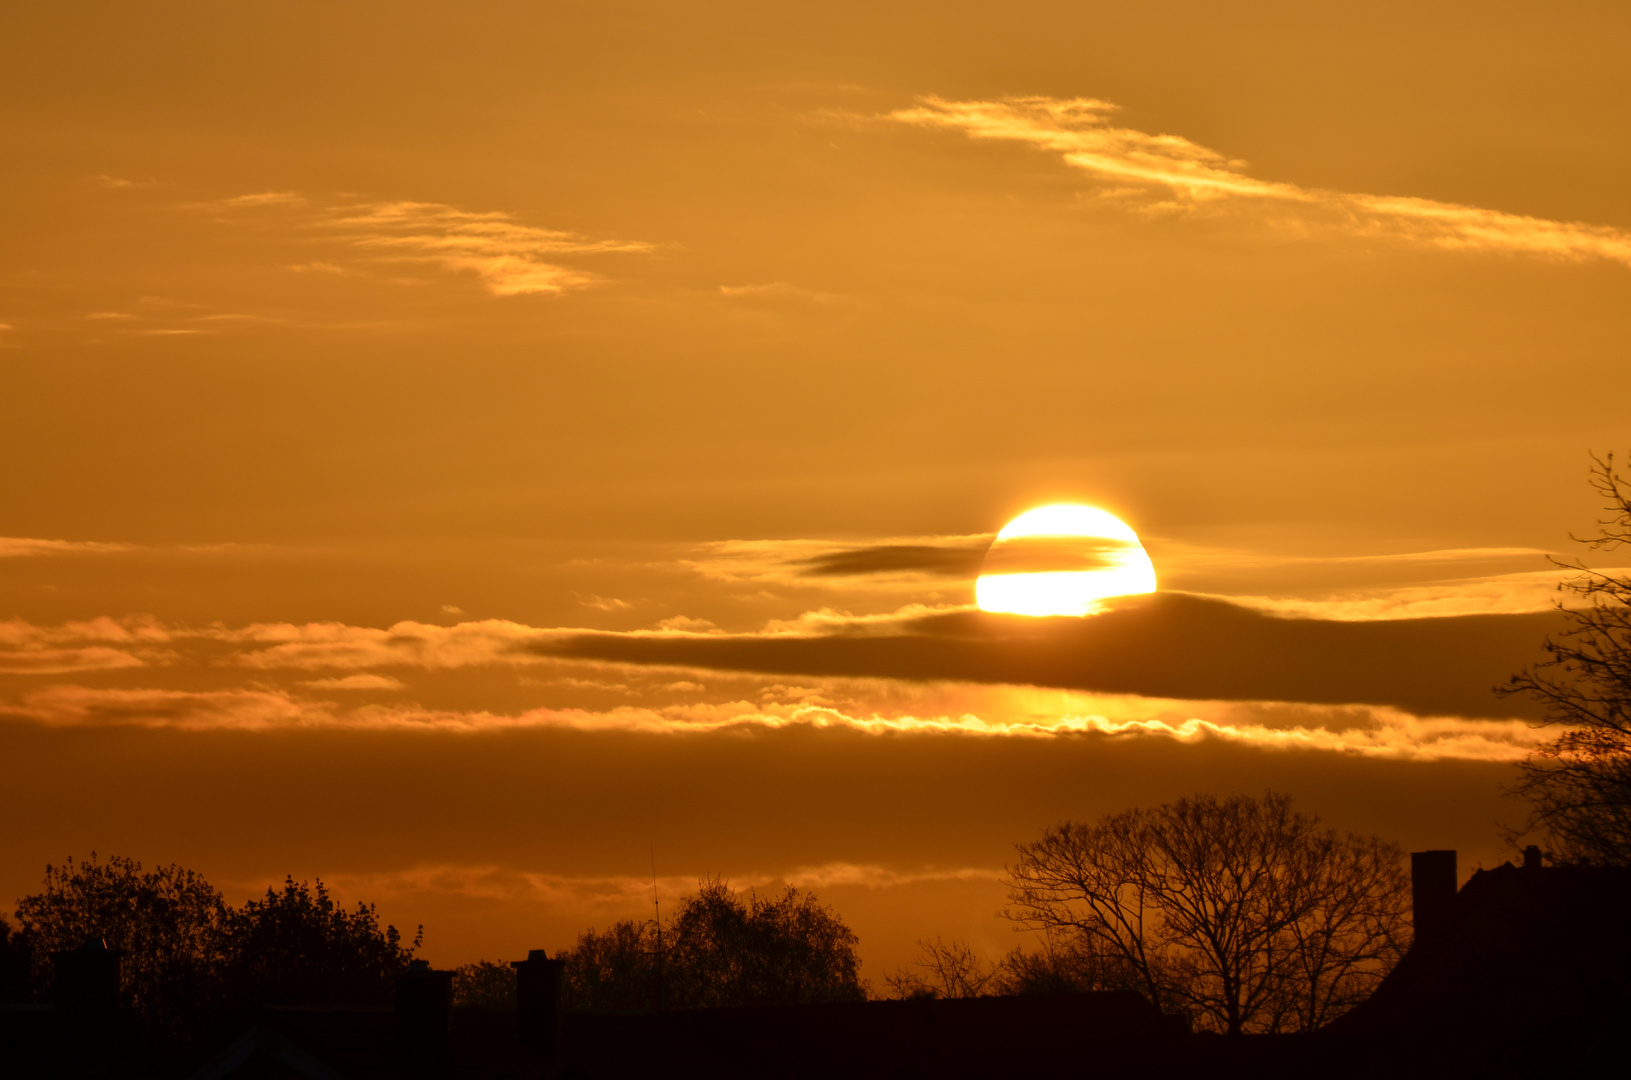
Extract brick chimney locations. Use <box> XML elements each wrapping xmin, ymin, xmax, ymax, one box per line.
<box><xmin>1410</xmin><ymin>850</ymin><xmax>1458</xmax><ymax>950</ymax></box>
<box><xmin>512</xmin><ymin>948</ymin><xmax>567</xmax><ymax>1062</ymax></box>
<box><xmin>395</xmin><ymin>959</ymin><xmax>454</xmax><ymax>1077</ymax></box>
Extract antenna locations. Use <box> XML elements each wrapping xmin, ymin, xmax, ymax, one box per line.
<box><xmin>651</xmin><ymin>845</ymin><xmax>665</xmax><ymax>1011</ymax></box>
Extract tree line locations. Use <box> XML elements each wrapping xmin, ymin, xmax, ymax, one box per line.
<box><xmin>0</xmin><ymin>854</ymin><xmax>418</xmax><ymax>1046</ymax></box>
<box><xmin>451</xmin><ymin>879</ymin><xmax>867</xmax><ymax>1012</ymax></box>
<box><xmin>5</xmin><ymin>795</ymin><xmax>1404</xmax><ymax>1046</ymax></box>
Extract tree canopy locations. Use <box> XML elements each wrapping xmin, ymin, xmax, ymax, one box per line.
<box><xmin>13</xmin><ymin>854</ymin><xmax>229</xmax><ymax>1039</ymax></box>
<box><xmin>1005</xmin><ymin>792</ymin><xmax>1409</xmax><ymax>1035</ymax></box>
<box><xmin>1502</xmin><ymin>452</ymin><xmax>1631</xmax><ymax>865</ymax></box>
<box><xmin>9</xmin><ymin>855</ymin><xmax>420</xmax><ymax>1045</ymax></box>
<box><xmin>221</xmin><ymin>876</ymin><xmax>421</xmax><ymax>1007</ymax></box>
<box><xmin>560</xmin><ymin>879</ymin><xmax>865</xmax><ymax>1010</ymax></box>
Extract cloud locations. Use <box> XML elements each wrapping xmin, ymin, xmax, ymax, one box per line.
<box><xmin>1219</xmin><ymin>569</ymin><xmax>1599</xmax><ymax>621</ymax></box>
<box><xmin>0</xmin><ymin>537</ymin><xmax>131</xmax><ymax>558</ymax></box>
<box><xmin>796</xmin><ymin>542</ymin><xmax>991</xmax><ymax>579</ymax></box>
<box><xmin>535</xmin><ymin>593</ymin><xmax>1563</xmax><ymax>721</ymax></box>
<box><xmin>654</xmin><ymin>615</ymin><xmax>721</xmax><ymax>634</ymax></box>
<box><xmin>0</xmin><ymin>586</ymin><xmax>1568</xmax><ymax>740</ymax></box>
<box><xmin>717</xmin><ymin>282</ymin><xmax>839</xmax><ymax>303</ymax></box>
<box><xmin>210</xmin><ymin>191</ymin><xmax>306</xmax><ymax>208</ymax></box>
<box><xmin>0</xmin><ymin>685</ymin><xmax>321</xmax><ymax>730</ymax></box>
<box><xmin>196</xmin><ymin>193</ymin><xmax>653</xmax><ymax>296</ymax></box>
<box><xmin>96</xmin><ymin>175</ymin><xmax>158</xmax><ymax>189</ymax></box>
<box><xmin>222</xmin><ymin>618</ymin><xmax>563</xmax><ymax>671</ymax></box>
<box><xmin>890</xmin><ymin>96</ymin><xmax>1631</xmax><ymax>268</ymax></box>
<box><xmin>0</xmin><ymin>648</ymin><xmax>148</xmax><ymax>676</ymax></box>
<box><xmin>301</xmin><ymin>674</ymin><xmax>407</xmax><ymax>691</ymax></box>
<box><xmin>0</xmin><ymin>680</ymin><xmax>1545</xmax><ymax>761</ymax></box>
<box><xmin>319</xmin><ymin>201</ymin><xmax>652</xmax><ymax>296</ymax></box>
<box><xmin>679</xmin><ymin>535</ymin><xmax>996</xmax><ymax>591</ymax></box>
<box><xmin>315</xmin><ymin>861</ymin><xmax>1000</xmax><ymax>913</ymax></box>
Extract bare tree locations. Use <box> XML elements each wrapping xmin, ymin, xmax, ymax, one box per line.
<box><xmin>884</xmin><ymin>937</ymin><xmax>996</xmax><ymax>999</ymax></box>
<box><xmin>1501</xmin><ymin>452</ymin><xmax>1631</xmax><ymax>865</ymax></box>
<box><xmin>1004</xmin><ymin>792</ymin><xmax>1409</xmax><ymax>1035</ymax></box>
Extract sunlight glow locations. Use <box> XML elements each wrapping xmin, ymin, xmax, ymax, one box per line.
<box><xmin>976</xmin><ymin>504</ymin><xmax>1156</xmax><ymax>616</ymax></box>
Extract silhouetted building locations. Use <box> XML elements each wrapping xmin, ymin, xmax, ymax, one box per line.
<box><xmin>1322</xmin><ymin>847</ymin><xmax>1631</xmax><ymax>1078</ymax></box>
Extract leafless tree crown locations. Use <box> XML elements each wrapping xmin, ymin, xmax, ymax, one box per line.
<box><xmin>1003</xmin><ymin>792</ymin><xmax>1409</xmax><ymax>1035</ymax></box>
<box><xmin>1501</xmin><ymin>452</ymin><xmax>1631</xmax><ymax>865</ymax></box>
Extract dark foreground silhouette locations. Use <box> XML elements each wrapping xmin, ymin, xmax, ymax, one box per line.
<box><xmin>4</xmin><ymin>846</ymin><xmax>1627</xmax><ymax>1079</ymax></box>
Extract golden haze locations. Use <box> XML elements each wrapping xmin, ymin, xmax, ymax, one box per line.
<box><xmin>1</xmin><ymin>2</ymin><xmax>1629</xmax><ymax>979</ymax></box>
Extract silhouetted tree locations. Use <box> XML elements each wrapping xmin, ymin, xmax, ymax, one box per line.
<box><xmin>220</xmin><ymin>876</ymin><xmax>420</xmax><ymax>1006</ymax></box>
<box><xmin>560</xmin><ymin>918</ymin><xmax>660</xmax><ymax>1010</ymax></box>
<box><xmin>13</xmin><ymin>854</ymin><xmax>229</xmax><ymax>1039</ymax></box>
<box><xmin>452</xmin><ymin>960</ymin><xmax>518</xmax><ymax>1009</ymax></box>
<box><xmin>1501</xmin><ymin>452</ymin><xmax>1631</xmax><ymax>866</ymax></box>
<box><xmin>1005</xmin><ymin>792</ymin><xmax>1409</xmax><ymax>1034</ymax></box>
<box><xmin>664</xmin><ymin>879</ymin><xmax>866</xmax><ymax>1008</ymax></box>
<box><xmin>884</xmin><ymin>937</ymin><xmax>996</xmax><ymax>999</ymax></box>
<box><xmin>561</xmin><ymin>880</ymin><xmax>865</xmax><ymax>1010</ymax></box>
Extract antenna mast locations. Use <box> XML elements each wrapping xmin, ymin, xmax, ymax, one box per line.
<box><xmin>651</xmin><ymin>845</ymin><xmax>665</xmax><ymax>1011</ymax></box>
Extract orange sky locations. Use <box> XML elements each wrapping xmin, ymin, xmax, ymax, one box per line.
<box><xmin>3</xmin><ymin>1</ymin><xmax>1629</xmax><ymax>980</ymax></box>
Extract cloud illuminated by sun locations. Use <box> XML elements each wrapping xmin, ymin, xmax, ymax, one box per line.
<box><xmin>975</xmin><ymin>504</ymin><xmax>1157</xmax><ymax>616</ymax></box>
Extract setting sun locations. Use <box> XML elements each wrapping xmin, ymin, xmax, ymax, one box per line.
<box><xmin>975</xmin><ymin>505</ymin><xmax>1157</xmax><ymax>616</ymax></box>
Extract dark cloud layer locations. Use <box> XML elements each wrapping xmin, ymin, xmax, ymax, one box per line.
<box><xmin>0</xmin><ymin>720</ymin><xmax>1519</xmax><ymax>973</ymax></box>
<box><xmin>793</xmin><ymin>542</ymin><xmax>991</xmax><ymax>579</ymax></box>
<box><xmin>539</xmin><ymin>594</ymin><xmax>1561</xmax><ymax>720</ymax></box>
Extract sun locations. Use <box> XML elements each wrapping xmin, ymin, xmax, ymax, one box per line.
<box><xmin>975</xmin><ymin>504</ymin><xmax>1157</xmax><ymax>616</ymax></box>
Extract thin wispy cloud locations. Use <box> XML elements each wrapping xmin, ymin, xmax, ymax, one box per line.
<box><xmin>301</xmin><ymin>674</ymin><xmax>407</xmax><ymax>691</ymax></box>
<box><xmin>717</xmin><ymin>282</ymin><xmax>840</xmax><ymax>304</ymax></box>
<box><xmin>193</xmin><ymin>193</ymin><xmax>654</xmax><ymax>296</ymax></box>
<box><xmin>1219</xmin><ymin>568</ymin><xmax>1615</xmax><ymax>621</ymax></box>
<box><xmin>677</xmin><ymin>534</ymin><xmax>995</xmax><ymax>591</ymax></box>
<box><xmin>0</xmin><ymin>537</ymin><xmax>131</xmax><ymax>559</ymax></box>
<box><xmin>311</xmin><ymin>861</ymin><xmax>1000</xmax><ymax>916</ymax></box>
<box><xmin>890</xmin><ymin>96</ymin><xmax>1631</xmax><ymax>267</ymax></box>
<box><xmin>320</xmin><ymin>201</ymin><xmax>652</xmax><ymax>296</ymax></box>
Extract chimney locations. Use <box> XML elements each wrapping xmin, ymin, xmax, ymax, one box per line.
<box><xmin>512</xmin><ymin>949</ymin><xmax>567</xmax><ymax>1062</ymax></box>
<box><xmin>1410</xmin><ymin>850</ymin><xmax>1458</xmax><ymax>950</ymax></box>
<box><xmin>394</xmin><ymin>959</ymin><xmax>454</xmax><ymax>1078</ymax></box>
<box><xmin>52</xmin><ymin>937</ymin><xmax>122</xmax><ymax>1064</ymax></box>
